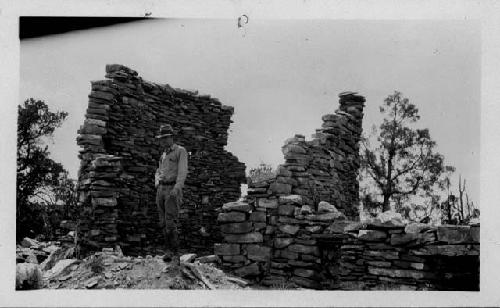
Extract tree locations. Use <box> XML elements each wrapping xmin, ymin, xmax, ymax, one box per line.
<box><xmin>440</xmin><ymin>174</ymin><xmax>479</xmax><ymax>225</ymax></box>
<box><xmin>360</xmin><ymin>91</ymin><xmax>454</xmax><ymax>213</ymax></box>
<box><xmin>17</xmin><ymin>98</ymin><xmax>68</xmax><ymax>240</ymax></box>
<box><xmin>248</xmin><ymin>163</ymin><xmax>276</xmax><ymax>183</ymax></box>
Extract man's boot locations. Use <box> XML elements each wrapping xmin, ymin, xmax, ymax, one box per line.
<box><xmin>169</xmin><ymin>229</ymin><xmax>180</xmax><ymax>266</ymax></box>
<box><xmin>163</xmin><ymin>229</ymin><xmax>173</xmax><ymax>262</ymax></box>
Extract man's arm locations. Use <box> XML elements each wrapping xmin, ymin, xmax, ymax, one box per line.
<box><xmin>174</xmin><ymin>147</ymin><xmax>188</xmax><ymax>191</ymax></box>
<box><xmin>155</xmin><ymin>153</ymin><xmax>164</xmax><ymax>187</ymax></box>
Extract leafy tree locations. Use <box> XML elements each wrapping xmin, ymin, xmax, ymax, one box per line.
<box><xmin>17</xmin><ymin>98</ymin><xmax>68</xmax><ymax>240</ymax></box>
<box><xmin>360</xmin><ymin>91</ymin><xmax>454</xmax><ymax>213</ymax></box>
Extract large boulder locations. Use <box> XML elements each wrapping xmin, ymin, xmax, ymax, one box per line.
<box><xmin>16</xmin><ymin>263</ymin><xmax>43</xmax><ymax>290</ymax></box>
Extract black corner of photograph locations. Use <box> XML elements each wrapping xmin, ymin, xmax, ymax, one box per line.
<box><xmin>19</xmin><ymin>16</ymin><xmax>151</xmax><ymax>40</ymax></box>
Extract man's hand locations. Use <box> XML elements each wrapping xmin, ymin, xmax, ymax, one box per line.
<box><xmin>170</xmin><ymin>186</ymin><xmax>180</xmax><ymax>198</ymax></box>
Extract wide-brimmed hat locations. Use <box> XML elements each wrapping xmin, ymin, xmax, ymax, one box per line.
<box><xmin>156</xmin><ymin>124</ymin><xmax>174</xmax><ymax>139</ymax></box>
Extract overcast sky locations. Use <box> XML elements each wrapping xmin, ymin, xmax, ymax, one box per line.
<box><xmin>20</xmin><ymin>18</ymin><xmax>480</xmax><ymax>203</ymax></box>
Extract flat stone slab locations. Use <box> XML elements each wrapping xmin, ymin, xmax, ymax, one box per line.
<box><xmin>278</xmin><ymin>204</ymin><xmax>296</xmax><ymax>216</ymax></box>
<box><xmin>217</xmin><ymin>212</ymin><xmax>246</xmax><ymax>223</ymax></box>
<box><xmin>249</xmin><ymin>212</ymin><xmax>266</xmax><ymax>222</ymax></box>
<box><xmin>269</xmin><ymin>182</ymin><xmax>292</xmax><ymax>195</ymax></box>
<box><xmin>214</xmin><ymin>243</ymin><xmax>240</xmax><ymax>256</ymax></box>
<box><xmin>224</xmin><ymin>232</ymin><xmax>263</xmax><ymax>244</ymax></box>
<box><xmin>306</xmin><ymin>212</ymin><xmax>344</xmax><ymax>222</ymax></box>
<box><xmin>437</xmin><ymin>225</ymin><xmax>477</xmax><ymax>244</ymax></box>
<box><xmin>367</xmin><ymin>266</ymin><xmax>436</xmax><ymax>280</ymax></box>
<box><xmin>222</xmin><ymin>201</ymin><xmax>252</xmax><ymax>213</ymax></box>
<box><xmin>180</xmin><ymin>253</ymin><xmax>197</xmax><ymax>263</ymax></box>
<box><xmin>195</xmin><ymin>255</ymin><xmax>220</xmax><ymax>263</ymax></box>
<box><xmin>405</xmin><ymin>223</ymin><xmax>434</xmax><ymax>234</ymax></box>
<box><xmin>274</xmin><ymin>237</ymin><xmax>294</xmax><ymax>249</ymax></box>
<box><xmin>279</xmin><ymin>195</ymin><xmax>303</xmax><ymax>205</ymax></box>
<box><xmin>220</xmin><ymin>222</ymin><xmax>253</xmax><ymax>234</ymax></box>
<box><xmin>246</xmin><ymin>245</ymin><xmax>271</xmax><ymax>262</ymax></box>
<box><xmin>288</xmin><ymin>244</ymin><xmax>320</xmax><ymax>256</ymax></box>
<box><xmin>410</xmin><ymin>244</ymin><xmax>479</xmax><ymax>256</ymax></box>
<box><xmin>43</xmin><ymin>259</ymin><xmax>80</xmax><ymax>280</ymax></box>
<box><xmin>279</xmin><ymin>224</ymin><xmax>300</xmax><ymax>235</ymax></box>
<box><xmin>257</xmin><ymin>198</ymin><xmax>278</xmax><ymax>209</ymax></box>
<box><xmin>358</xmin><ymin>230</ymin><xmax>388</xmax><ymax>242</ymax></box>
<box><xmin>234</xmin><ymin>263</ymin><xmax>260</xmax><ymax>277</ymax></box>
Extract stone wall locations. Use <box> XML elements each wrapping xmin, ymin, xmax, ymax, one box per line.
<box><xmin>255</xmin><ymin>92</ymin><xmax>365</xmax><ymax>219</ymax></box>
<box><xmin>339</xmin><ymin>220</ymin><xmax>480</xmax><ymax>290</ymax></box>
<box><xmin>214</xmin><ymin>93</ymin><xmax>365</xmax><ymax>288</ymax></box>
<box><xmin>214</xmin><ymin>197</ymin><xmax>348</xmax><ymax>289</ymax></box>
<box><xmin>76</xmin><ymin>64</ymin><xmax>246</xmax><ymax>256</ymax></box>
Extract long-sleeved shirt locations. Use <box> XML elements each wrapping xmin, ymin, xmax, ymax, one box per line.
<box><xmin>155</xmin><ymin>144</ymin><xmax>188</xmax><ymax>190</ymax></box>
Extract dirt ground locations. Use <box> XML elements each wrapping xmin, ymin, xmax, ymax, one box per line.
<box><xmin>42</xmin><ymin>251</ymin><xmax>251</xmax><ymax>290</ymax></box>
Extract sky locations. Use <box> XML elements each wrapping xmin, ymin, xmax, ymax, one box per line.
<box><xmin>19</xmin><ymin>18</ymin><xmax>480</xmax><ymax>204</ymax></box>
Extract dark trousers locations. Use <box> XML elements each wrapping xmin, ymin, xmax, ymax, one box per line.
<box><xmin>156</xmin><ymin>184</ymin><xmax>180</xmax><ymax>254</ymax></box>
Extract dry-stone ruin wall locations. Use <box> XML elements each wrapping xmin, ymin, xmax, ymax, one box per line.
<box><xmin>215</xmin><ymin>200</ymin><xmax>480</xmax><ymax>290</ymax></box>
<box><xmin>248</xmin><ymin>92</ymin><xmax>365</xmax><ymax>219</ymax></box>
<box><xmin>339</xmin><ymin>221</ymin><xmax>480</xmax><ymax>290</ymax></box>
<box><xmin>213</xmin><ymin>93</ymin><xmax>479</xmax><ymax>290</ymax></box>
<box><xmin>214</xmin><ymin>93</ymin><xmax>366</xmax><ymax>289</ymax></box>
<box><xmin>76</xmin><ymin>64</ymin><xmax>246</xmax><ymax>256</ymax></box>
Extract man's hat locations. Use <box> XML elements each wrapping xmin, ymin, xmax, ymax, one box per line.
<box><xmin>156</xmin><ymin>124</ymin><xmax>174</xmax><ymax>139</ymax></box>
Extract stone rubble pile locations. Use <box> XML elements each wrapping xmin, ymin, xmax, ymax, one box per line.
<box><xmin>76</xmin><ymin>64</ymin><xmax>246</xmax><ymax>255</ymax></box>
<box><xmin>339</xmin><ymin>216</ymin><xmax>480</xmax><ymax>290</ymax></box>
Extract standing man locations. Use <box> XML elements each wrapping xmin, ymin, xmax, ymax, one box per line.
<box><xmin>155</xmin><ymin>124</ymin><xmax>188</xmax><ymax>264</ymax></box>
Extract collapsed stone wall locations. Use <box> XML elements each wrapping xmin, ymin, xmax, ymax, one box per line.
<box><xmin>76</xmin><ymin>64</ymin><xmax>246</xmax><ymax>256</ymax></box>
<box><xmin>339</xmin><ymin>221</ymin><xmax>480</xmax><ymax>290</ymax></box>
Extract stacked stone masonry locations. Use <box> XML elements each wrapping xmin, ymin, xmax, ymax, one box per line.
<box><xmin>339</xmin><ymin>220</ymin><xmax>480</xmax><ymax>290</ymax></box>
<box><xmin>216</xmin><ymin>200</ymin><xmax>480</xmax><ymax>290</ymax></box>
<box><xmin>255</xmin><ymin>92</ymin><xmax>366</xmax><ymax>219</ymax></box>
<box><xmin>76</xmin><ymin>64</ymin><xmax>246</xmax><ymax>256</ymax></box>
<box><xmin>215</xmin><ymin>197</ymin><xmax>347</xmax><ymax>289</ymax></box>
<box><xmin>214</xmin><ymin>92</ymin><xmax>479</xmax><ymax>290</ymax></box>
<box><xmin>214</xmin><ymin>92</ymin><xmax>366</xmax><ymax>288</ymax></box>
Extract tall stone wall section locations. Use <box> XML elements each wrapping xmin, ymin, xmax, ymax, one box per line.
<box><xmin>339</xmin><ymin>221</ymin><xmax>480</xmax><ymax>290</ymax></box>
<box><xmin>249</xmin><ymin>92</ymin><xmax>365</xmax><ymax>219</ymax></box>
<box><xmin>76</xmin><ymin>64</ymin><xmax>246</xmax><ymax>256</ymax></box>
<box><xmin>214</xmin><ymin>93</ymin><xmax>365</xmax><ymax>289</ymax></box>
